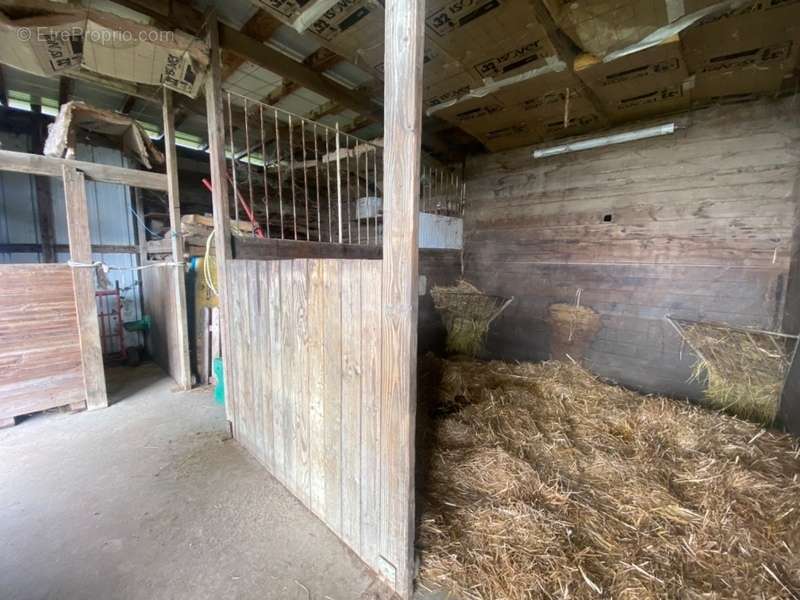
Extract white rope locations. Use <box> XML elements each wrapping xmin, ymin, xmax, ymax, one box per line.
<box><xmin>67</xmin><ymin>260</ymin><xmax>185</xmax><ymax>272</ymax></box>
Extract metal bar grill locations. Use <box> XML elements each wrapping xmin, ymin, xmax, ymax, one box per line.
<box><xmin>219</xmin><ymin>91</ymin><xmax>465</xmax><ymax>247</ymax></box>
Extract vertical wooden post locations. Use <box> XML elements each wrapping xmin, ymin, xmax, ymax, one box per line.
<box><xmin>32</xmin><ymin>114</ymin><xmax>56</xmax><ymax>263</ymax></box>
<box><xmin>380</xmin><ymin>0</ymin><xmax>424</xmax><ymax>596</ymax></box>
<box><xmin>62</xmin><ymin>166</ymin><xmax>107</xmax><ymax>410</ymax></box>
<box><xmin>133</xmin><ymin>188</ymin><xmax>148</xmax><ymax>267</ymax></box>
<box><xmin>205</xmin><ymin>12</ymin><xmax>235</xmax><ymax>425</ymax></box>
<box><xmin>163</xmin><ymin>88</ymin><xmax>192</xmax><ymax>390</ymax></box>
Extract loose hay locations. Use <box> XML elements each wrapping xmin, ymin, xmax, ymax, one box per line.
<box><xmin>431</xmin><ymin>280</ymin><xmax>512</xmax><ymax>357</ymax></box>
<box><xmin>418</xmin><ymin>356</ymin><xmax>800</xmax><ymax>600</ymax></box>
<box><xmin>674</xmin><ymin>320</ymin><xmax>796</xmax><ymax>424</ymax></box>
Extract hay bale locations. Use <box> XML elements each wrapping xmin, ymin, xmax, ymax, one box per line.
<box><xmin>677</xmin><ymin>321</ymin><xmax>794</xmax><ymax>424</ymax></box>
<box><xmin>547</xmin><ymin>303</ymin><xmax>602</xmax><ymax>361</ymax></box>
<box><xmin>431</xmin><ymin>280</ymin><xmax>512</xmax><ymax>357</ymax></box>
<box><xmin>418</xmin><ymin>357</ymin><xmax>800</xmax><ymax>600</ymax></box>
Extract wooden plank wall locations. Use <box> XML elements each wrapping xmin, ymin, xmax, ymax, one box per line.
<box><xmin>463</xmin><ymin>98</ymin><xmax>800</xmax><ymax>398</ymax></box>
<box><xmin>0</xmin><ymin>264</ymin><xmax>85</xmax><ymax>420</ymax></box>
<box><xmin>226</xmin><ymin>258</ymin><xmax>414</xmax><ymax>589</ymax></box>
<box><xmin>141</xmin><ymin>265</ymin><xmax>183</xmax><ymax>384</ymax></box>
<box><xmin>419</xmin><ymin>249</ymin><xmax>462</xmax><ymax>354</ymax></box>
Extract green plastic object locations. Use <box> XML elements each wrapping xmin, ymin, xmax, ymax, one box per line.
<box><xmin>124</xmin><ymin>315</ymin><xmax>151</xmax><ymax>332</ymax></box>
<box><xmin>213</xmin><ymin>357</ymin><xmax>225</xmax><ymax>405</ymax></box>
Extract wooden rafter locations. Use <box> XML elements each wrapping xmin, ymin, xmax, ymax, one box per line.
<box><xmin>529</xmin><ymin>0</ymin><xmax>611</xmax><ymax>126</ymax></box>
<box><xmin>112</xmin><ymin>0</ymin><xmax>382</xmax><ymax>121</ymax></box>
<box><xmin>221</xmin><ymin>10</ymin><xmax>284</xmax><ymax>81</ymax></box>
<box><xmin>265</xmin><ymin>47</ymin><xmax>343</xmax><ymax>105</ymax></box>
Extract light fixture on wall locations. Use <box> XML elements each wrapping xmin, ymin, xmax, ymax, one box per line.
<box><xmin>532</xmin><ymin>123</ymin><xmax>677</xmax><ymax>159</ymax></box>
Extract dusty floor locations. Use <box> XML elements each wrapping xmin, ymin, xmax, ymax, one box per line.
<box><xmin>0</xmin><ymin>363</ymin><xmax>396</xmax><ymax>600</ymax></box>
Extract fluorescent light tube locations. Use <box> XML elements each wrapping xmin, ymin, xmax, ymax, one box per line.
<box><xmin>532</xmin><ymin>123</ymin><xmax>676</xmax><ymax>159</ymax></box>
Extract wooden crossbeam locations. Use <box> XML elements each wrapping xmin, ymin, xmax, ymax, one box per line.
<box><xmin>265</xmin><ymin>48</ymin><xmax>344</xmax><ymax>106</ymax></box>
<box><xmin>221</xmin><ymin>10</ymin><xmax>284</xmax><ymax>81</ymax></box>
<box><xmin>0</xmin><ymin>149</ymin><xmax>169</xmax><ymax>190</ymax></box>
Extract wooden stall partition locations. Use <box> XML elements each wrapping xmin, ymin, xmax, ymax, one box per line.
<box><xmin>140</xmin><ymin>265</ymin><xmax>185</xmax><ymax>384</ymax></box>
<box><xmin>226</xmin><ymin>258</ymin><xmax>397</xmax><ymax>591</ymax></box>
<box><xmin>0</xmin><ymin>264</ymin><xmax>85</xmax><ymax>425</ymax></box>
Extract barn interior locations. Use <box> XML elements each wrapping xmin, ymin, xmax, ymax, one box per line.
<box><xmin>1</xmin><ymin>0</ymin><xmax>800</xmax><ymax>598</ymax></box>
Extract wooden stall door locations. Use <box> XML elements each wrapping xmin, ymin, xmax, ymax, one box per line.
<box><xmin>226</xmin><ymin>258</ymin><xmax>413</xmax><ymax>594</ymax></box>
<box><xmin>0</xmin><ymin>264</ymin><xmax>85</xmax><ymax>422</ymax></box>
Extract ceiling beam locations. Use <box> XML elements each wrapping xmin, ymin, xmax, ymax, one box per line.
<box><xmin>529</xmin><ymin>0</ymin><xmax>611</xmax><ymax>126</ymax></box>
<box><xmin>218</xmin><ymin>24</ymin><xmax>382</xmax><ymax>121</ymax></box>
<box><xmin>112</xmin><ymin>0</ymin><xmax>382</xmax><ymax>121</ymax></box>
<box><xmin>109</xmin><ymin>0</ymin><xmax>467</xmax><ymax>159</ymax></box>
<box><xmin>221</xmin><ymin>10</ymin><xmax>283</xmax><ymax>81</ymax></box>
<box><xmin>265</xmin><ymin>47</ymin><xmax>344</xmax><ymax>105</ymax></box>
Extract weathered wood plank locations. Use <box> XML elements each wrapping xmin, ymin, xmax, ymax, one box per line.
<box><xmin>380</xmin><ymin>0</ymin><xmax>425</xmax><ymax>594</ymax></box>
<box><xmin>247</xmin><ymin>260</ymin><xmax>266</xmax><ymax>464</ymax></box>
<box><xmin>235</xmin><ymin>237</ymin><xmax>382</xmax><ymax>260</ymax></box>
<box><xmin>267</xmin><ymin>260</ymin><xmax>285</xmax><ymax>478</ymax></box>
<box><xmin>360</xmin><ymin>259</ymin><xmax>382</xmax><ymax>562</ymax></box>
<box><xmin>279</xmin><ymin>259</ymin><xmax>297</xmax><ymax>492</ymax></box>
<box><xmin>0</xmin><ymin>264</ymin><xmax>84</xmax><ymax>420</ymax></box>
<box><xmin>341</xmin><ymin>260</ymin><xmax>362</xmax><ymax>550</ymax></box>
<box><xmin>0</xmin><ymin>149</ymin><xmax>168</xmax><ymax>191</ymax></box>
<box><xmin>322</xmin><ymin>259</ymin><xmax>343</xmax><ymax>534</ymax></box>
<box><xmin>230</xmin><ymin>262</ymin><xmax>250</xmax><ymax>452</ymax></box>
<box><xmin>293</xmin><ymin>259</ymin><xmax>311</xmax><ymax>504</ymax></box>
<box><xmin>307</xmin><ymin>258</ymin><xmax>326</xmax><ymax>516</ymax></box>
<box><xmin>162</xmin><ymin>88</ymin><xmax>192</xmax><ymax>390</ymax></box>
<box><xmin>62</xmin><ymin>166</ymin><xmax>107</xmax><ymax>411</ymax></box>
<box><xmin>258</xmin><ymin>261</ymin><xmax>274</xmax><ymax>470</ymax></box>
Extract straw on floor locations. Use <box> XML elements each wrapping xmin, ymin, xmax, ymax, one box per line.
<box><xmin>418</xmin><ymin>356</ymin><xmax>800</xmax><ymax>600</ymax></box>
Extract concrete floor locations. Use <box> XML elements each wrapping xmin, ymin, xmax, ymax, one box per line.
<box><xmin>0</xmin><ymin>363</ymin><xmax>397</xmax><ymax>600</ymax></box>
